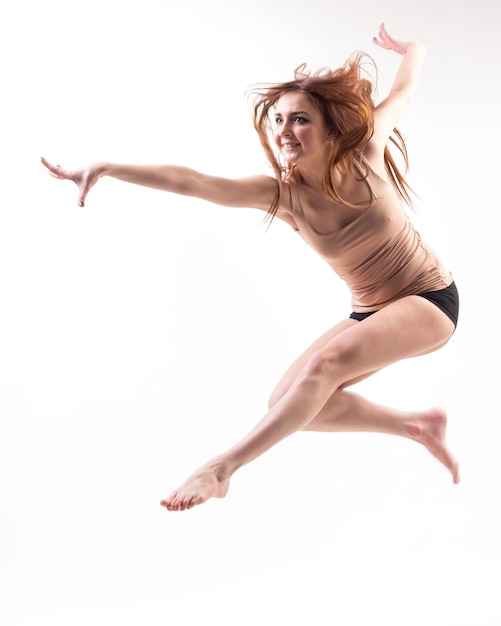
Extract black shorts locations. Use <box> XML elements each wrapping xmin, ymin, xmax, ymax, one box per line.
<box><xmin>349</xmin><ymin>281</ymin><xmax>459</xmax><ymax>328</ymax></box>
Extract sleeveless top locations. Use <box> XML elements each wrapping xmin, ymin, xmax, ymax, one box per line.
<box><xmin>287</xmin><ymin>175</ymin><xmax>453</xmax><ymax>313</ymax></box>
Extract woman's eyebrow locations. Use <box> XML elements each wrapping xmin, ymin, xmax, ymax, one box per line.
<box><xmin>274</xmin><ymin>110</ymin><xmax>311</xmax><ymax>117</ymax></box>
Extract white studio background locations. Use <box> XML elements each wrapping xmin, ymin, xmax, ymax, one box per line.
<box><xmin>0</xmin><ymin>0</ymin><xmax>499</xmax><ymax>625</ymax></box>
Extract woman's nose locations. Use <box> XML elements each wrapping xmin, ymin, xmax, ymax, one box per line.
<box><xmin>280</xmin><ymin>121</ymin><xmax>292</xmax><ymax>135</ymax></box>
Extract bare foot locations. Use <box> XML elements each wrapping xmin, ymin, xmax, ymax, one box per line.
<box><xmin>160</xmin><ymin>463</ymin><xmax>230</xmax><ymax>512</ymax></box>
<box><xmin>406</xmin><ymin>408</ymin><xmax>460</xmax><ymax>483</ymax></box>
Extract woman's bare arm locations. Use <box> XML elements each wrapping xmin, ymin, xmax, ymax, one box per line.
<box><xmin>369</xmin><ymin>24</ymin><xmax>427</xmax><ymax>152</ymax></box>
<box><xmin>41</xmin><ymin>157</ymin><xmax>278</xmax><ymax>211</ymax></box>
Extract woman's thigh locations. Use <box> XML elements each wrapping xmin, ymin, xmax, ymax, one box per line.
<box><xmin>268</xmin><ymin>295</ymin><xmax>455</xmax><ymax>406</ymax></box>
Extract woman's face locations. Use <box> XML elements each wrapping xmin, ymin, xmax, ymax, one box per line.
<box><xmin>273</xmin><ymin>91</ymin><xmax>331</xmax><ymax>166</ymax></box>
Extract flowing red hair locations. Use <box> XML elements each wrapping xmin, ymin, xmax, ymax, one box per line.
<box><xmin>251</xmin><ymin>54</ymin><xmax>413</xmax><ymax>222</ymax></box>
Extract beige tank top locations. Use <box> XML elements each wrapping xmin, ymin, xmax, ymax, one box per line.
<box><xmin>288</xmin><ymin>176</ymin><xmax>452</xmax><ymax>313</ymax></box>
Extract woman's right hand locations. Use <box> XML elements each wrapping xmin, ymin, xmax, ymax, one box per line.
<box><xmin>41</xmin><ymin>157</ymin><xmax>104</xmax><ymax>207</ymax></box>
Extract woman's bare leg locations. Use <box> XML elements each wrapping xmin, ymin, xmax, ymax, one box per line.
<box><xmin>302</xmin><ymin>389</ymin><xmax>460</xmax><ymax>482</ymax></box>
<box><xmin>161</xmin><ymin>297</ymin><xmax>458</xmax><ymax>511</ymax></box>
<box><xmin>160</xmin><ymin>391</ymin><xmax>459</xmax><ymax>511</ymax></box>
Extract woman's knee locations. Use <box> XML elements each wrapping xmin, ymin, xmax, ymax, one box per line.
<box><xmin>267</xmin><ymin>353</ymin><xmax>330</xmax><ymax>409</ymax></box>
<box><xmin>306</xmin><ymin>340</ymin><xmax>356</xmax><ymax>376</ymax></box>
<box><xmin>268</xmin><ymin>340</ymin><xmax>359</xmax><ymax>408</ymax></box>
<box><xmin>290</xmin><ymin>347</ymin><xmax>342</xmax><ymax>394</ymax></box>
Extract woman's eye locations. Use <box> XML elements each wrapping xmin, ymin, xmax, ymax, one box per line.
<box><xmin>274</xmin><ymin>116</ymin><xmax>308</xmax><ymax>125</ymax></box>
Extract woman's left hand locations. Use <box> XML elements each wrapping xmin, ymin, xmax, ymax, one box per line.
<box><xmin>373</xmin><ymin>23</ymin><xmax>410</xmax><ymax>55</ymax></box>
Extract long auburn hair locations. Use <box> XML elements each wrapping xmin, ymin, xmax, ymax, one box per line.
<box><xmin>251</xmin><ymin>54</ymin><xmax>414</xmax><ymax>222</ymax></box>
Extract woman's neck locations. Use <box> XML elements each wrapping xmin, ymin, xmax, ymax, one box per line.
<box><xmin>292</xmin><ymin>165</ymin><xmax>325</xmax><ymax>191</ymax></box>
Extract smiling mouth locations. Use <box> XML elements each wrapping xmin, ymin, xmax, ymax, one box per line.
<box><xmin>282</xmin><ymin>142</ymin><xmax>300</xmax><ymax>148</ymax></box>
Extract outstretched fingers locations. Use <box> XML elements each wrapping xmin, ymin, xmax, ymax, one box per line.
<box><xmin>373</xmin><ymin>23</ymin><xmax>408</xmax><ymax>55</ymax></box>
<box><xmin>40</xmin><ymin>156</ymin><xmax>97</xmax><ymax>207</ymax></box>
<box><xmin>41</xmin><ymin>157</ymin><xmax>68</xmax><ymax>180</ymax></box>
